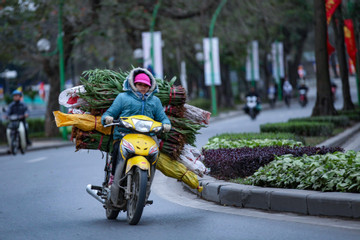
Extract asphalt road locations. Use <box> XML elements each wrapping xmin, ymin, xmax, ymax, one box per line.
<box><xmin>1</xmin><ymin>77</ymin><xmax>359</xmax><ymax>240</ymax></box>
<box><xmin>1</xmin><ymin>147</ymin><xmax>359</xmax><ymax>240</ymax></box>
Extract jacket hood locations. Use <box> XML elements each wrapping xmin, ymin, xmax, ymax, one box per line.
<box><xmin>123</xmin><ymin>68</ymin><xmax>158</xmax><ymax>95</ymax></box>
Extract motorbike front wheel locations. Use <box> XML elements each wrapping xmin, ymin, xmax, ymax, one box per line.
<box><xmin>127</xmin><ymin>167</ymin><xmax>147</xmax><ymax>225</ymax></box>
<box><xmin>106</xmin><ymin>207</ymin><xmax>120</xmax><ymax>220</ymax></box>
<box><xmin>11</xmin><ymin>133</ymin><xmax>19</xmax><ymax>155</ymax></box>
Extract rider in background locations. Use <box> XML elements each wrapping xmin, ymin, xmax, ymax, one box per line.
<box><xmin>243</xmin><ymin>87</ymin><xmax>261</xmax><ymax>114</ymax></box>
<box><xmin>283</xmin><ymin>80</ymin><xmax>293</xmax><ymax>107</ymax></box>
<box><xmin>6</xmin><ymin>90</ymin><xmax>32</xmax><ymax>145</ymax></box>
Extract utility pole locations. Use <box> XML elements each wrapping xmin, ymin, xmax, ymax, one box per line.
<box><xmin>58</xmin><ymin>0</ymin><xmax>67</xmax><ymax>140</ymax></box>
<box><xmin>150</xmin><ymin>1</ymin><xmax>162</xmax><ymax>72</ymax></box>
<box><xmin>209</xmin><ymin>0</ymin><xmax>227</xmax><ymax>116</ymax></box>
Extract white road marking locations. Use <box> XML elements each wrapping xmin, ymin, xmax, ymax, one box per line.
<box><xmin>26</xmin><ymin>157</ymin><xmax>48</xmax><ymax>163</ymax></box>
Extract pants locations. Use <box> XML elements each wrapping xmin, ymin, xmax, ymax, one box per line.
<box><xmin>111</xmin><ymin>141</ymin><xmax>122</xmax><ymax>176</ymax></box>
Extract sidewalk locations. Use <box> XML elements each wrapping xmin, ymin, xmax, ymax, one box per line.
<box><xmin>0</xmin><ymin>138</ymin><xmax>73</xmax><ymax>156</ymax></box>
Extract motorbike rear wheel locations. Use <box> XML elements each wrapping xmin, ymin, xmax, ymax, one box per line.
<box><xmin>127</xmin><ymin>167</ymin><xmax>147</xmax><ymax>225</ymax></box>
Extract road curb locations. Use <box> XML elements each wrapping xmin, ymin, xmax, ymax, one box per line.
<box><xmin>317</xmin><ymin>123</ymin><xmax>360</xmax><ymax>148</ymax></box>
<box><xmin>184</xmin><ymin>177</ymin><xmax>360</xmax><ymax>219</ymax></box>
<box><xmin>0</xmin><ymin>141</ymin><xmax>73</xmax><ymax>156</ymax></box>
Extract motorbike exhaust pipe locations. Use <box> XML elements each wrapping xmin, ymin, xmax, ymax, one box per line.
<box><xmin>86</xmin><ymin>184</ymin><xmax>105</xmax><ymax>204</ymax></box>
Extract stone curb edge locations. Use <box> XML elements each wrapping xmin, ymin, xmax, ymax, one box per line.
<box><xmin>0</xmin><ymin>142</ymin><xmax>73</xmax><ymax>156</ymax></box>
<box><xmin>184</xmin><ymin>177</ymin><xmax>360</xmax><ymax>219</ymax></box>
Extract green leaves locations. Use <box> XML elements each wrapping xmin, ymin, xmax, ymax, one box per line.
<box><xmin>246</xmin><ymin>151</ymin><xmax>360</xmax><ymax>193</ymax></box>
<box><xmin>203</xmin><ymin>138</ymin><xmax>303</xmax><ymax>150</ymax></box>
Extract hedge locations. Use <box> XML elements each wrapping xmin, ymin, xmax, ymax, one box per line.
<box><xmin>288</xmin><ymin>115</ymin><xmax>350</xmax><ymax>127</ymax></box>
<box><xmin>260</xmin><ymin>121</ymin><xmax>334</xmax><ymax>136</ymax></box>
<box><xmin>208</xmin><ymin>132</ymin><xmax>301</xmax><ymax>142</ymax></box>
<box><xmin>27</xmin><ymin>118</ymin><xmax>45</xmax><ymax>133</ymax></box>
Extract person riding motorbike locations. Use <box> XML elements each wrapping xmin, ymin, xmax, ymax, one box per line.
<box><xmin>243</xmin><ymin>87</ymin><xmax>261</xmax><ymax>117</ymax></box>
<box><xmin>298</xmin><ymin>80</ymin><xmax>309</xmax><ymax>106</ymax></box>
<box><xmin>101</xmin><ymin>68</ymin><xmax>171</xmax><ymax>186</ymax></box>
<box><xmin>283</xmin><ymin>80</ymin><xmax>293</xmax><ymax>107</ymax></box>
<box><xmin>6</xmin><ymin>90</ymin><xmax>32</xmax><ymax>146</ymax></box>
<box><xmin>267</xmin><ymin>82</ymin><xmax>277</xmax><ymax>108</ymax></box>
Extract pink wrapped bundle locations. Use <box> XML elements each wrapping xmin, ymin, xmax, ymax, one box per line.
<box><xmin>183</xmin><ymin>104</ymin><xmax>211</xmax><ymax>125</ymax></box>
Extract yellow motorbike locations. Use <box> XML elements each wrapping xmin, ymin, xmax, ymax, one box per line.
<box><xmin>86</xmin><ymin>115</ymin><xmax>163</xmax><ymax>225</ymax></box>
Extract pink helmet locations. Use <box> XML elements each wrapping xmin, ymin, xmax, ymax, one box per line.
<box><xmin>134</xmin><ymin>73</ymin><xmax>151</xmax><ymax>86</ymax></box>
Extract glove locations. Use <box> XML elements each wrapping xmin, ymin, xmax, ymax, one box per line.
<box><xmin>163</xmin><ymin>124</ymin><xmax>171</xmax><ymax>133</ymax></box>
<box><xmin>105</xmin><ymin>116</ymin><xmax>114</xmax><ymax>124</ymax></box>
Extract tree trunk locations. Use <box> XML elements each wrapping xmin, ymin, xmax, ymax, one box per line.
<box><xmin>332</xmin><ymin>7</ymin><xmax>354</xmax><ymax>110</ymax></box>
<box><xmin>312</xmin><ymin>0</ymin><xmax>337</xmax><ymax>116</ymax></box>
<box><xmin>43</xmin><ymin>59</ymin><xmax>61</xmax><ymax>137</ymax></box>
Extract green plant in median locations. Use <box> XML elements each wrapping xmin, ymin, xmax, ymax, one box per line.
<box><xmin>288</xmin><ymin>115</ymin><xmax>350</xmax><ymax>127</ymax></box>
<box><xmin>208</xmin><ymin>132</ymin><xmax>302</xmax><ymax>142</ymax></box>
<box><xmin>260</xmin><ymin>122</ymin><xmax>334</xmax><ymax>136</ymax></box>
<box><xmin>203</xmin><ymin>138</ymin><xmax>303</xmax><ymax>150</ymax></box>
<box><xmin>243</xmin><ymin>151</ymin><xmax>360</xmax><ymax>193</ymax></box>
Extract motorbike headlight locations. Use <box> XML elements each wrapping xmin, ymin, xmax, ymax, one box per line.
<box><xmin>132</xmin><ymin>119</ymin><xmax>153</xmax><ymax>132</ymax></box>
<box><xmin>121</xmin><ymin>119</ymin><xmax>133</xmax><ymax>129</ymax></box>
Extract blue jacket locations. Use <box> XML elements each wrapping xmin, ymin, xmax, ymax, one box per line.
<box><xmin>101</xmin><ymin>68</ymin><xmax>171</xmax><ymax>140</ymax></box>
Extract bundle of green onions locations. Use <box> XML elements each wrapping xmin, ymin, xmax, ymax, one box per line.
<box><xmin>72</xmin><ymin>127</ymin><xmax>113</xmax><ymax>153</ymax></box>
<box><xmin>77</xmin><ymin>68</ymin><xmax>186</xmax><ymax>112</ymax></box>
<box><xmin>159</xmin><ymin>131</ymin><xmax>186</xmax><ymax>159</ymax></box>
<box><xmin>66</xmin><ymin>68</ymin><xmax>208</xmax><ymax>159</ymax></box>
<box><xmin>163</xmin><ymin>105</ymin><xmax>185</xmax><ymax>118</ymax></box>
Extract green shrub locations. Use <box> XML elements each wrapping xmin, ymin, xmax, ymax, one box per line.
<box><xmin>338</xmin><ymin>108</ymin><xmax>360</xmax><ymax>121</ymax></box>
<box><xmin>260</xmin><ymin>122</ymin><xmax>334</xmax><ymax>136</ymax></box>
<box><xmin>288</xmin><ymin>115</ymin><xmax>350</xmax><ymax>127</ymax></box>
<box><xmin>203</xmin><ymin>138</ymin><xmax>303</xmax><ymax>150</ymax></box>
<box><xmin>187</xmin><ymin>98</ymin><xmax>211</xmax><ymax>111</ymax></box>
<box><xmin>244</xmin><ymin>151</ymin><xmax>360</xmax><ymax>193</ymax></box>
<box><xmin>27</xmin><ymin>118</ymin><xmax>45</xmax><ymax>133</ymax></box>
<box><xmin>208</xmin><ymin>132</ymin><xmax>302</xmax><ymax>142</ymax></box>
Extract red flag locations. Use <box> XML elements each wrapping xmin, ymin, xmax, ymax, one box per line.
<box><xmin>325</xmin><ymin>0</ymin><xmax>342</xmax><ymax>24</ymax></box>
<box><xmin>344</xmin><ymin>19</ymin><xmax>357</xmax><ymax>67</ymax></box>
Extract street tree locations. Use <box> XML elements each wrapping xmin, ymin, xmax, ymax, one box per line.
<box><xmin>0</xmin><ymin>0</ymin><xmax>102</xmax><ymax>137</ymax></box>
<box><xmin>332</xmin><ymin>3</ymin><xmax>354</xmax><ymax>110</ymax></box>
<box><xmin>312</xmin><ymin>0</ymin><xmax>337</xmax><ymax>116</ymax></box>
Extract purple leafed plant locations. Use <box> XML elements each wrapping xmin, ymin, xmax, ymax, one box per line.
<box><xmin>202</xmin><ymin>146</ymin><xmax>343</xmax><ymax>180</ymax></box>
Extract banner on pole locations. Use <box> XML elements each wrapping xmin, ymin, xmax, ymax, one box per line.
<box><xmin>344</xmin><ymin>19</ymin><xmax>357</xmax><ymax>67</ymax></box>
<box><xmin>142</xmin><ymin>31</ymin><xmax>163</xmax><ymax>79</ymax></box>
<box><xmin>203</xmin><ymin>37</ymin><xmax>221</xmax><ymax>86</ymax></box>
<box><xmin>271</xmin><ymin>42</ymin><xmax>285</xmax><ymax>81</ymax></box>
<box><xmin>325</xmin><ymin>0</ymin><xmax>341</xmax><ymax>24</ymax></box>
<box><xmin>246</xmin><ymin>40</ymin><xmax>260</xmax><ymax>82</ymax></box>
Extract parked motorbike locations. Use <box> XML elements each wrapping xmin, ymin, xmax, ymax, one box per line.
<box><xmin>298</xmin><ymin>89</ymin><xmax>307</xmax><ymax>107</ymax></box>
<box><xmin>6</xmin><ymin>114</ymin><xmax>27</xmax><ymax>155</ymax></box>
<box><xmin>244</xmin><ymin>96</ymin><xmax>260</xmax><ymax>120</ymax></box>
<box><xmin>86</xmin><ymin>115</ymin><xmax>163</xmax><ymax>225</ymax></box>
